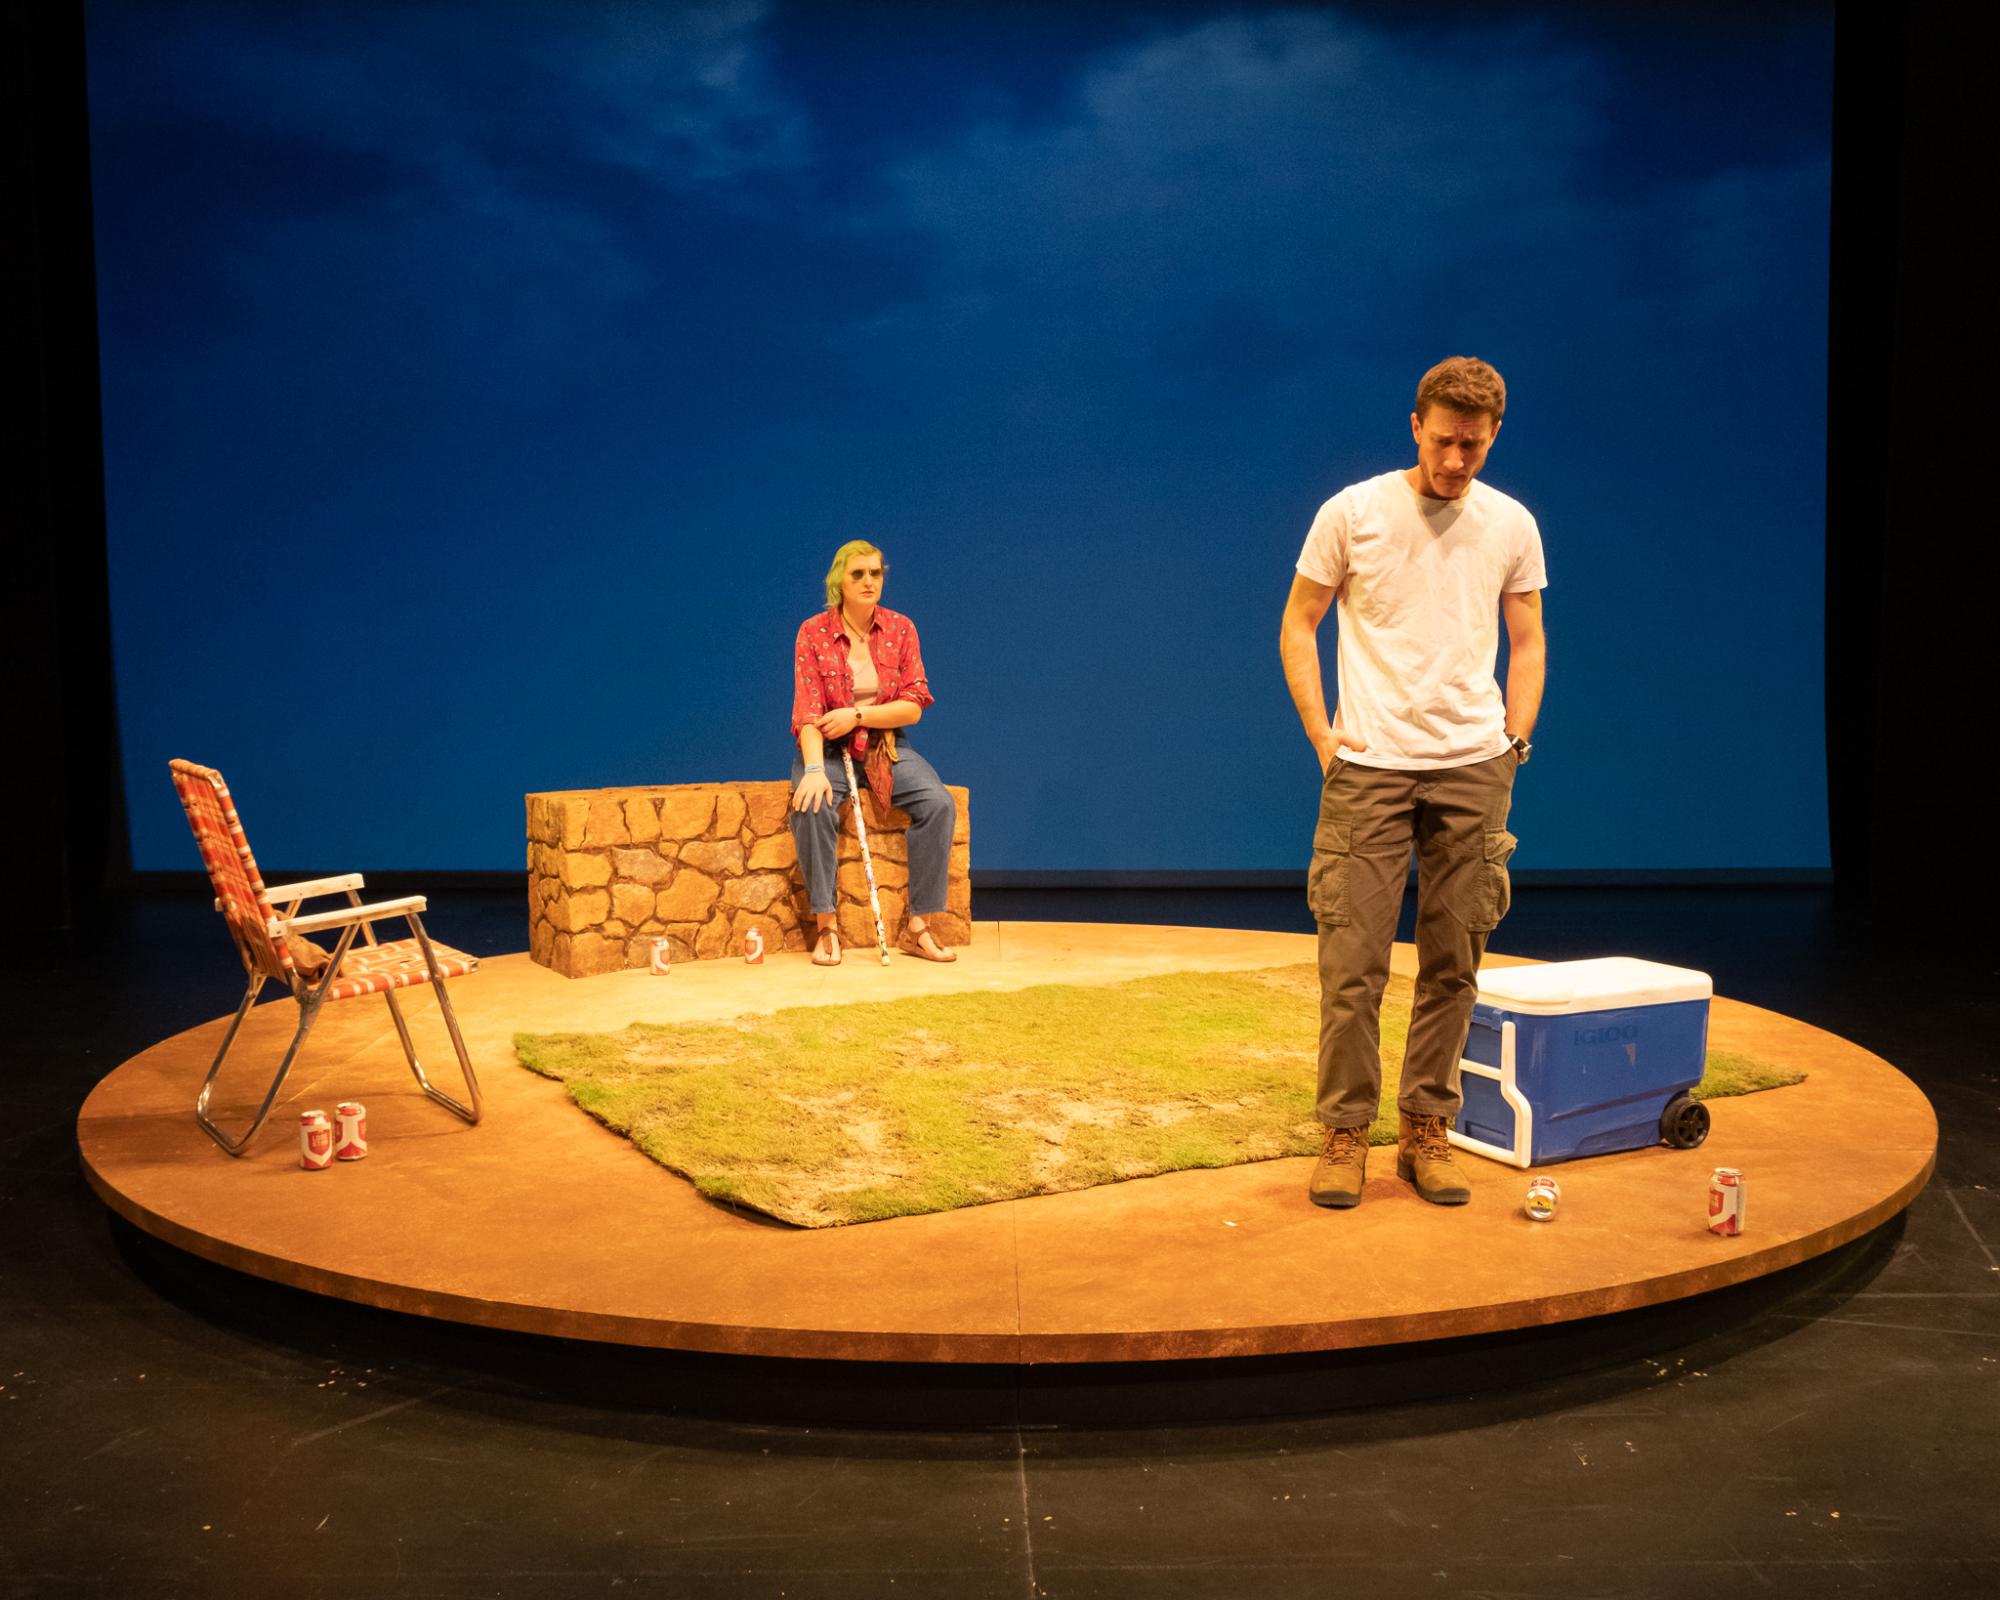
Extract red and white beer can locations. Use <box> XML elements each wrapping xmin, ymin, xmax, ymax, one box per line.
<box><xmin>743</xmin><ymin>927</ymin><xmax>765</xmax><ymax>964</ymax></box>
<box><xmin>334</xmin><ymin>1101</ymin><xmax>368</xmax><ymax>1161</ymax></box>
<box><xmin>299</xmin><ymin>1110</ymin><xmax>333</xmax><ymax>1170</ymax></box>
<box><xmin>1524</xmin><ymin>1175</ymin><xmax>1562</xmax><ymax>1222</ymax></box>
<box><xmin>649</xmin><ymin>936</ymin><xmax>671</xmax><ymax>975</ymax></box>
<box><xmin>1707</xmin><ymin>1166</ymin><xmax>1746</xmax><ymax>1235</ymax></box>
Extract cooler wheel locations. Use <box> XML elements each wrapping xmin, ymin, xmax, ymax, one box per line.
<box><xmin>1660</xmin><ymin>1093</ymin><xmax>1710</xmax><ymax>1150</ymax></box>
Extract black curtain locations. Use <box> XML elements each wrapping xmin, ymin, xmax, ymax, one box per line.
<box><xmin>1826</xmin><ymin>1</ymin><xmax>1987</xmax><ymax>932</ymax></box>
<box><xmin>8</xmin><ymin>0</ymin><xmax>126</xmax><ymax>939</ymax></box>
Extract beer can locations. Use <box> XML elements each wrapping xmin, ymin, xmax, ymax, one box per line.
<box><xmin>334</xmin><ymin>1101</ymin><xmax>368</xmax><ymax>1161</ymax></box>
<box><xmin>1524</xmin><ymin>1175</ymin><xmax>1561</xmax><ymax>1222</ymax></box>
<box><xmin>743</xmin><ymin>927</ymin><xmax>765</xmax><ymax>965</ymax></box>
<box><xmin>299</xmin><ymin>1110</ymin><xmax>333</xmax><ymax>1170</ymax></box>
<box><xmin>1707</xmin><ymin>1166</ymin><xmax>1746</xmax><ymax>1236</ymax></box>
<box><xmin>649</xmin><ymin>936</ymin><xmax>672</xmax><ymax>975</ymax></box>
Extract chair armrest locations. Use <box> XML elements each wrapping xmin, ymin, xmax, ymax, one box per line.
<box><xmin>284</xmin><ymin>895</ymin><xmax>428</xmax><ymax>936</ymax></box>
<box><xmin>264</xmin><ymin>873</ymin><xmax>366</xmax><ymax>905</ymax></box>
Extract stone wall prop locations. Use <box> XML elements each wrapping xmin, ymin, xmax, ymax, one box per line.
<box><xmin>526</xmin><ymin>781</ymin><xmax>970</xmax><ymax>978</ymax></box>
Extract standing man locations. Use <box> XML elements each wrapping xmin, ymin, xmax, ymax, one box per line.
<box><xmin>1279</xmin><ymin>357</ymin><xmax>1547</xmax><ymax>1209</ymax></box>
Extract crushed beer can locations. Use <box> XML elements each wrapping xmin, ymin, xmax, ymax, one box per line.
<box><xmin>743</xmin><ymin>927</ymin><xmax>765</xmax><ymax>964</ymax></box>
<box><xmin>649</xmin><ymin>937</ymin><xmax>672</xmax><ymax>975</ymax></box>
<box><xmin>299</xmin><ymin>1110</ymin><xmax>333</xmax><ymax>1170</ymax></box>
<box><xmin>334</xmin><ymin>1101</ymin><xmax>368</xmax><ymax>1161</ymax></box>
<box><xmin>1707</xmin><ymin>1166</ymin><xmax>1746</xmax><ymax>1235</ymax></box>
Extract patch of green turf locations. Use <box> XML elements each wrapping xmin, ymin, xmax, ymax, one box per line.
<box><xmin>1693</xmin><ymin>1049</ymin><xmax>1805</xmax><ymax>1099</ymax></box>
<box><xmin>514</xmin><ymin>963</ymin><xmax>1802</xmax><ymax>1226</ymax></box>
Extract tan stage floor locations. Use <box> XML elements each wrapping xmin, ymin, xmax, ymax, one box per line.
<box><xmin>79</xmin><ymin>923</ymin><xmax>1936</xmax><ymax>1363</ymax></box>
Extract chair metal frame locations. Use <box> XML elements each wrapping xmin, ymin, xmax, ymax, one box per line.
<box><xmin>170</xmin><ymin>760</ymin><xmax>483</xmax><ymax>1157</ymax></box>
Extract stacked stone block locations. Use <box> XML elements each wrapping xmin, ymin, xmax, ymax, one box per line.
<box><xmin>526</xmin><ymin>782</ymin><xmax>970</xmax><ymax>977</ymax></box>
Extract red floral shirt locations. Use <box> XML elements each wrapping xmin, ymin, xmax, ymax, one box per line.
<box><xmin>790</xmin><ymin>606</ymin><xmax>935</xmax><ymax>758</ymax></box>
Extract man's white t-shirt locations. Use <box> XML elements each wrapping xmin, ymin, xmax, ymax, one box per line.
<box><xmin>1295</xmin><ymin>470</ymin><xmax>1547</xmax><ymax>770</ymax></box>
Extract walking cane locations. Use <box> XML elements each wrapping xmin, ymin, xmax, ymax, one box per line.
<box><xmin>839</xmin><ymin>741</ymin><xmax>893</xmax><ymax>966</ymax></box>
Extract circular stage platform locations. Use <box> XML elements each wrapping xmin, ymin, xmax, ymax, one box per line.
<box><xmin>79</xmin><ymin>923</ymin><xmax>1936</xmax><ymax>1364</ymax></box>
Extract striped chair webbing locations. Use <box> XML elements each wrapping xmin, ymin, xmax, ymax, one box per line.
<box><xmin>320</xmin><ymin>938</ymin><xmax>479</xmax><ymax>1002</ymax></box>
<box><xmin>168</xmin><ymin>759</ymin><xmax>297</xmax><ymax>985</ymax></box>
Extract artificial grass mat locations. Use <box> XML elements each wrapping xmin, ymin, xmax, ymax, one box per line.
<box><xmin>513</xmin><ymin>963</ymin><xmax>1803</xmax><ymax>1227</ymax></box>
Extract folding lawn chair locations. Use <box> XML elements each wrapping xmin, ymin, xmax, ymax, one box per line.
<box><xmin>168</xmin><ymin>758</ymin><xmax>484</xmax><ymax>1155</ymax></box>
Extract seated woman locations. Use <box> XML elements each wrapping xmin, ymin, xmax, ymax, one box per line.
<box><xmin>790</xmin><ymin>539</ymin><xmax>959</xmax><ymax>965</ymax></box>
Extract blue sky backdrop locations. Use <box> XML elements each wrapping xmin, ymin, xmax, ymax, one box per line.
<box><xmin>87</xmin><ymin>0</ymin><xmax>1833</xmax><ymax>873</ymax></box>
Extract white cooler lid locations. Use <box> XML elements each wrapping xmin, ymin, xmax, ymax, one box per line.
<box><xmin>1476</xmin><ymin>956</ymin><xmax>1712</xmax><ymax>1014</ymax></box>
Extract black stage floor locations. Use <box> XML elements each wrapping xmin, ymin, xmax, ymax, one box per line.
<box><xmin>5</xmin><ymin>885</ymin><xmax>1997</xmax><ymax>1597</ymax></box>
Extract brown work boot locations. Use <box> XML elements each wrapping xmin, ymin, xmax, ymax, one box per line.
<box><xmin>1308</xmin><ymin>1123</ymin><xmax>1370</xmax><ymax>1209</ymax></box>
<box><xmin>1397</xmin><ymin>1112</ymin><xmax>1471</xmax><ymax>1205</ymax></box>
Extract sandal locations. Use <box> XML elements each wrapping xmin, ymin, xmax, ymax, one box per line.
<box><xmin>898</xmin><ymin>923</ymin><xmax>957</xmax><ymax>963</ymax></box>
<box><xmin>812</xmin><ymin>926</ymin><xmax>842</xmax><ymax>966</ymax></box>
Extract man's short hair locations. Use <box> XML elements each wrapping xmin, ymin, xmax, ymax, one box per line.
<box><xmin>1414</xmin><ymin>357</ymin><xmax>1506</xmax><ymax>424</ymax></box>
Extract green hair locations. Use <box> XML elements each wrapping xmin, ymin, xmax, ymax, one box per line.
<box><xmin>823</xmin><ymin>539</ymin><xmax>885</xmax><ymax>609</ymax></box>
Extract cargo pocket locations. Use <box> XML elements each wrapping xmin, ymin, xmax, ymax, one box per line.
<box><xmin>1307</xmin><ymin>815</ymin><xmax>1353</xmax><ymax>928</ymax></box>
<box><xmin>1468</xmin><ymin>828</ymin><xmax>1517</xmax><ymax>931</ymax></box>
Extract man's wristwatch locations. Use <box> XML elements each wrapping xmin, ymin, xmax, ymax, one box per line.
<box><xmin>1509</xmin><ymin>735</ymin><xmax>1532</xmax><ymax>764</ymax></box>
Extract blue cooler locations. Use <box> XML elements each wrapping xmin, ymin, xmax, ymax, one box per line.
<box><xmin>1449</xmin><ymin>957</ymin><xmax>1713</xmax><ymax>1169</ymax></box>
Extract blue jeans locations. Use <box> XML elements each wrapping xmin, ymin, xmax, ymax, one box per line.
<box><xmin>789</xmin><ymin>740</ymin><xmax>956</xmax><ymax>917</ymax></box>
